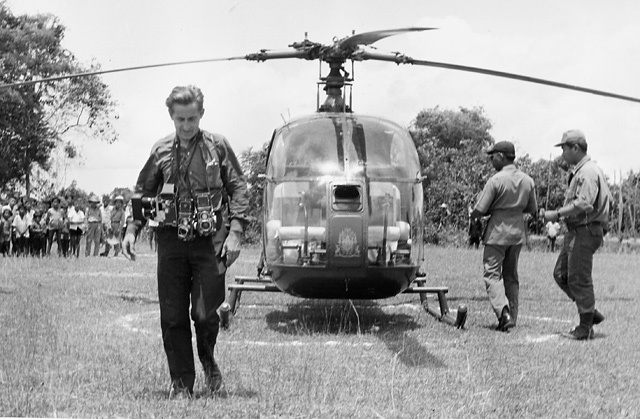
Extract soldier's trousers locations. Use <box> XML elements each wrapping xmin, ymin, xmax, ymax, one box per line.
<box><xmin>483</xmin><ymin>243</ymin><xmax>522</xmax><ymax>322</ymax></box>
<box><xmin>553</xmin><ymin>225</ymin><xmax>603</xmax><ymax>314</ymax></box>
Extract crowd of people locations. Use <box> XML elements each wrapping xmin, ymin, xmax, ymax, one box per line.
<box><xmin>0</xmin><ymin>193</ymin><xmax>157</xmax><ymax>258</ymax></box>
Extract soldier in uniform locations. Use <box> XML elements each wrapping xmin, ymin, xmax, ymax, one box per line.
<box><xmin>543</xmin><ymin>130</ymin><xmax>610</xmax><ymax>340</ymax></box>
<box><xmin>471</xmin><ymin>141</ymin><xmax>538</xmax><ymax>331</ymax></box>
<box><xmin>122</xmin><ymin>85</ymin><xmax>249</xmax><ymax>398</ymax></box>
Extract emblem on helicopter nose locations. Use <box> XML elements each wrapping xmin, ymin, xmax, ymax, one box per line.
<box><xmin>335</xmin><ymin>228</ymin><xmax>360</xmax><ymax>257</ymax></box>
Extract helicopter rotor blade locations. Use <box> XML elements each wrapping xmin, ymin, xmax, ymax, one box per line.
<box><xmin>358</xmin><ymin>49</ymin><xmax>640</xmax><ymax>104</ymax></box>
<box><xmin>0</xmin><ymin>55</ymin><xmax>247</xmax><ymax>89</ymax></box>
<box><xmin>245</xmin><ymin>48</ymin><xmax>316</xmax><ymax>62</ymax></box>
<box><xmin>337</xmin><ymin>27</ymin><xmax>437</xmax><ymax>50</ymax></box>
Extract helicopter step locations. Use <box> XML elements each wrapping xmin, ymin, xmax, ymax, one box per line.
<box><xmin>227</xmin><ymin>275</ymin><xmax>467</xmax><ymax>329</ymax></box>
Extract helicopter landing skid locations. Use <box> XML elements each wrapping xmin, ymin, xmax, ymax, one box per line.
<box><xmin>404</xmin><ymin>280</ymin><xmax>467</xmax><ymax>329</ymax></box>
<box><xmin>227</xmin><ymin>275</ymin><xmax>280</xmax><ymax>315</ymax></box>
<box><xmin>227</xmin><ymin>275</ymin><xmax>467</xmax><ymax>329</ymax></box>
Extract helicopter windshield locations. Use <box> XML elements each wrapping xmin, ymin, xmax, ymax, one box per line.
<box><xmin>267</xmin><ymin>114</ymin><xmax>420</xmax><ymax>180</ymax></box>
<box><xmin>264</xmin><ymin>113</ymin><xmax>424</xmax><ymax>267</ymax></box>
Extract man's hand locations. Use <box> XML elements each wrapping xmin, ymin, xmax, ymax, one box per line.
<box><xmin>543</xmin><ymin>210</ymin><xmax>559</xmax><ymax>222</ymax></box>
<box><xmin>122</xmin><ymin>232</ymin><xmax>137</xmax><ymax>261</ymax></box>
<box><xmin>222</xmin><ymin>231</ymin><xmax>242</xmax><ymax>267</ymax></box>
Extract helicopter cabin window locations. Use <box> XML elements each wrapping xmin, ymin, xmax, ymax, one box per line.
<box><xmin>265</xmin><ymin>181</ymin><xmax>328</xmax><ymax>266</ymax></box>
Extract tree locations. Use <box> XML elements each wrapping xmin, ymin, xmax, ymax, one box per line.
<box><xmin>613</xmin><ymin>171</ymin><xmax>640</xmax><ymax>237</ymax></box>
<box><xmin>0</xmin><ymin>3</ymin><xmax>117</xmax><ymax>196</ymax></box>
<box><xmin>238</xmin><ymin>142</ymin><xmax>269</xmax><ymax>243</ymax></box>
<box><xmin>410</xmin><ymin>106</ymin><xmax>495</xmax><ymax>235</ymax></box>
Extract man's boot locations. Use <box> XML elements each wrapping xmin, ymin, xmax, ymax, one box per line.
<box><xmin>169</xmin><ymin>378</ymin><xmax>193</xmax><ymax>399</ymax></box>
<box><xmin>593</xmin><ymin>309</ymin><xmax>605</xmax><ymax>325</ymax></box>
<box><xmin>561</xmin><ymin>312</ymin><xmax>594</xmax><ymax>340</ymax></box>
<box><xmin>203</xmin><ymin>358</ymin><xmax>222</xmax><ymax>393</ymax></box>
<box><xmin>497</xmin><ymin>306</ymin><xmax>515</xmax><ymax>332</ymax></box>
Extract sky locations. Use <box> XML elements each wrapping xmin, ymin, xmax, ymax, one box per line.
<box><xmin>6</xmin><ymin>0</ymin><xmax>640</xmax><ymax>196</ymax></box>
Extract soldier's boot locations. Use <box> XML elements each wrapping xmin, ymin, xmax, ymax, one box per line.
<box><xmin>561</xmin><ymin>312</ymin><xmax>594</xmax><ymax>340</ymax></box>
<box><xmin>593</xmin><ymin>309</ymin><xmax>605</xmax><ymax>325</ymax></box>
<box><xmin>497</xmin><ymin>306</ymin><xmax>515</xmax><ymax>332</ymax></box>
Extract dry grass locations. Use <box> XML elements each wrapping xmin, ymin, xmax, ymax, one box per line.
<box><xmin>1</xmin><ymin>243</ymin><xmax>639</xmax><ymax>418</ymax></box>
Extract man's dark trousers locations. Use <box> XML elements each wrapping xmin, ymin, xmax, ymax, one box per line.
<box><xmin>157</xmin><ymin>227</ymin><xmax>226</xmax><ymax>392</ymax></box>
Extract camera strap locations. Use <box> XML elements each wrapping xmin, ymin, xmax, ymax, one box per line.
<box><xmin>173</xmin><ymin>134</ymin><xmax>201</xmax><ymax>200</ymax></box>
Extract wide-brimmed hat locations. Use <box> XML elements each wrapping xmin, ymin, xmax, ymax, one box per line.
<box><xmin>88</xmin><ymin>195</ymin><xmax>100</xmax><ymax>203</ymax></box>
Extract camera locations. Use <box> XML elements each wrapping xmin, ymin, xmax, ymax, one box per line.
<box><xmin>131</xmin><ymin>184</ymin><xmax>218</xmax><ymax>242</ymax></box>
<box><xmin>131</xmin><ymin>183</ymin><xmax>177</xmax><ymax>226</ymax></box>
<box><xmin>177</xmin><ymin>198</ymin><xmax>195</xmax><ymax>241</ymax></box>
<box><xmin>195</xmin><ymin>193</ymin><xmax>216</xmax><ymax>237</ymax></box>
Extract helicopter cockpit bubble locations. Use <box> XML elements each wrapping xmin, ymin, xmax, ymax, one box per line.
<box><xmin>264</xmin><ymin>113</ymin><xmax>424</xmax><ymax>271</ymax></box>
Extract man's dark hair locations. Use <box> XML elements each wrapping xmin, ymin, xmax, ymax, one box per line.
<box><xmin>165</xmin><ymin>85</ymin><xmax>204</xmax><ymax>114</ymax></box>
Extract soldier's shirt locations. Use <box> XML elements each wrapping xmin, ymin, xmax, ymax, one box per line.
<box><xmin>563</xmin><ymin>155</ymin><xmax>611</xmax><ymax>229</ymax></box>
<box><xmin>473</xmin><ymin>164</ymin><xmax>537</xmax><ymax>245</ymax></box>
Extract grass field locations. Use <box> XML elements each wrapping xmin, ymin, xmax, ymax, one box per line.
<box><xmin>1</xmin><ymin>243</ymin><xmax>639</xmax><ymax>418</ymax></box>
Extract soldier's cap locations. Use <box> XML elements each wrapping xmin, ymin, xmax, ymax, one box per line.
<box><xmin>486</xmin><ymin>141</ymin><xmax>515</xmax><ymax>156</ymax></box>
<box><xmin>555</xmin><ymin>129</ymin><xmax>588</xmax><ymax>149</ymax></box>
<box><xmin>114</xmin><ymin>195</ymin><xmax>125</xmax><ymax>203</ymax></box>
<box><xmin>88</xmin><ymin>195</ymin><xmax>100</xmax><ymax>203</ymax></box>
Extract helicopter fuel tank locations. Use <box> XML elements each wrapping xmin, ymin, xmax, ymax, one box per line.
<box><xmin>263</xmin><ymin>112</ymin><xmax>424</xmax><ymax>299</ymax></box>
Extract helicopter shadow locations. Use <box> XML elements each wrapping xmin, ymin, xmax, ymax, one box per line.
<box><xmin>264</xmin><ymin>300</ymin><xmax>446</xmax><ymax>369</ymax></box>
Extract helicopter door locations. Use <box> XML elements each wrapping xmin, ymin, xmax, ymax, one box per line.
<box><xmin>328</xmin><ymin>182</ymin><xmax>365</xmax><ymax>268</ymax></box>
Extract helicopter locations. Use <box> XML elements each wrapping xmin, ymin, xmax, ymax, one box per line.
<box><xmin>228</xmin><ymin>28</ymin><xmax>464</xmax><ymax>327</ymax></box>
<box><xmin>3</xmin><ymin>27</ymin><xmax>640</xmax><ymax>329</ymax></box>
<box><xmin>221</xmin><ymin>27</ymin><xmax>640</xmax><ymax>329</ymax></box>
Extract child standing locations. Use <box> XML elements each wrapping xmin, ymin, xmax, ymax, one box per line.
<box><xmin>60</xmin><ymin>207</ymin><xmax>71</xmax><ymax>257</ymax></box>
<box><xmin>45</xmin><ymin>197</ymin><xmax>64</xmax><ymax>256</ymax></box>
<box><xmin>68</xmin><ymin>200</ymin><xmax>85</xmax><ymax>258</ymax></box>
<box><xmin>11</xmin><ymin>205</ymin><xmax>30</xmax><ymax>257</ymax></box>
<box><xmin>0</xmin><ymin>207</ymin><xmax>12</xmax><ymax>256</ymax></box>
<box><xmin>102</xmin><ymin>195</ymin><xmax>126</xmax><ymax>257</ymax></box>
<box><xmin>29</xmin><ymin>210</ymin><xmax>46</xmax><ymax>257</ymax></box>
<box><xmin>85</xmin><ymin>195</ymin><xmax>102</xmax><ymax>257</ymax></box>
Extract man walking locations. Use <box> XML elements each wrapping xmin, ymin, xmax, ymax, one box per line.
<box><xmin>471</xmin><ymin>141</ymin><xmax>537</xmax><ymax>331</ymax></box>
<box><xmin>543</xmin><ymin>130</ymin><xmax>610</xmax><ymax>340</ymax></box>
<box><xmin>122</xmin><ymin>85</ymin><xmax>249</xmax><ymax>397</ymax></box>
